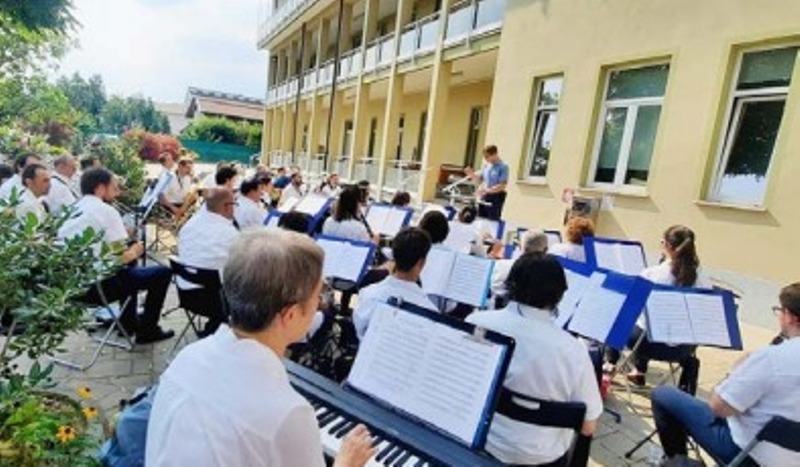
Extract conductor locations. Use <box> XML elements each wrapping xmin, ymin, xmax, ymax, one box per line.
<box><xmin>465</xmin><ymin>144</ymin><xmax>509</xmax><ymax>220</ymax></box>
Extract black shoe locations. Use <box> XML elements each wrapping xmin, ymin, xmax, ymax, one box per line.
<box><xmin>135</xmin><ymin>327</ymin><xmax>175</xmax><ymax>345</ymax></box>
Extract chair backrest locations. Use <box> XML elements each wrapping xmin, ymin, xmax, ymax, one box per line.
<box><xmin>168</xmin><ymin>256</ymin><xmax>222</xmax><ymax>290</ymax></box>
<box><xmin>495</xmin><ymin>387</ymin><xmax>586</xmax><ymax>432</ymax></box>
<box><xmin>758</xmin><ymin>416</ymin><xmax>800</xmax><ymax>452</ymax></box>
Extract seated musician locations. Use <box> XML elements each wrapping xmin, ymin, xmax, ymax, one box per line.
<box><xmin>177</xmin><ymin>188</ymin><xmax>240</xmax><ymax>336</ymax></box>
<box><xmin>549</xmin><ymin>216</ymin><xmax>594</xmax><ymax>263</ymax></box>
<box><xmin>16</xmin><ymin>163</ymin><xmax>51</xmax><ymax>222</ymax></box>
<box><xmin>353</xmin><ymin>227</ymin><xmax>438</xmax><ymax>341</ymax></box>
<box><xmin>323</xmin><ymin>185</ymin><xmax>377</xmax><ymax>243</ymax></box>
<box><xmin>278</xmin><ymin>210</ymin><xmax>313</xmax><ymax>234</ymax></box>
<box><xmin>279</xmin><ymin>172</ymin><xmax>305</xmax><ymax>206</ymax></box>
<box><xmin>490</xmin><ymin>230</ymin><xmax>548</xmax><ymax>298</ymax></box>
<box><xmin>390</xmin><ymin>191</ymin><xmax>411</xmax><ymax>208</ymax></box>
<box><xmin>147</xmin><ymin>229</ymin><xmax>375</xmax><ymax>466</ymax></box>
<box><xmin>58</xmin><ymin>168</ymin><xmax>174</xmax><ymax>344</ymax></box>
<box><xmin>157</xmin><ymin>153</ymin><xmax>193</xmax><ymax>216</ymax></box>
<box><xmin>466</xmin><ymin>254</ymin><xmax>602</xmax><ymax>465</ymax></box>
<box><xmin>214</xmin><ymin>164</ymin><xmax>238</xmax><ymax>191</ymax></box>
<box><xmin>651</xmin><ymin>283</ymin><xmax>800</xmax><ymax>466</ymax></box>
<box><xmin>418</xmin><ymin>210</ymin><xmax>449</xmax><ymax>245</ymax></box>
<box><xmin>234</xmin><ymin>177</ymin><xmax>268</xmax><ymax>229</ymax></box>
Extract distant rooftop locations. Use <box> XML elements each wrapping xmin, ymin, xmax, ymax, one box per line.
<box><xmin>186</xmin><ymin>87</ymin><xmax>265</xmax><ymax>106</ymax></box>
<box><xmin>185</xmin><ymin>87</ymin><xmax>265</xmax><ymax>122</ymax></box>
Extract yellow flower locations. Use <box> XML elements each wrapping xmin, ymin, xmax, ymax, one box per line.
<box><xmin>82</xmin><ymin>406</ymin><xmax>98</xmax><ymax>420</ymax></box>
<box><xmin>76</xmin><ymin>387</ymin><xmax>92</xmax><ymax>399</ymax></box>
<box><xmin>56</xmin><ymin>425</ymin><xmax>77</xmax><ymax>444</ymax></box>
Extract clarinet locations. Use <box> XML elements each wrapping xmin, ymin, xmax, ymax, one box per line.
<box><xmin>358</xmin><ymin>211</ymin><xmax>375</xmax><ymax>238</ymax></box>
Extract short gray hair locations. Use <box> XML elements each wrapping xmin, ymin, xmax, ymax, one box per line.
<box><xmin>53</xmin><ymin>154</ymin><xmax>74</xmax><ymax>168</ymax></box>
<box><xmin>223</xmin><ymin>229</ymin><xmax>324</xmax><ymax>332</ymax></box>
<box><xmin>522</xmin><ymin>230</ymin><xmax>549</xmax><ymax>254</ymax></box>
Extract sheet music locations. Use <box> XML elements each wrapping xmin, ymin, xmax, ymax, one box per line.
<box><xmin>421</xmin><ymin>247</ymin><xmax>456</xmax><ymax>296</ymax></box>
<box><xmin>645</xmin><ymin>290</ymin><xmax>693</xmax><ymax>345</ymax></box>
<box><xmin>317</xmin><ymin>238</ymin><xmax>371</xmax><ymax>283</ymax></box>
<box><xmin>365</xmin><ymin>205</ymin><xmax>389</xmax><ymax>235</ymax></box>
<box><xmin>349</xmin><ymin>304</ymin><xmax>505</xmax><ymax>445</ymax></box>
<box><xmin>545</xmin><ymin>232</ymin><xmax>562</xmax><ymax>249</ymax></box>
<box><xmin>444</xmin><ymin>222</ymin><xmax>478</xmax><ymax>254</ymax></box>
<box><xmin>594</xmin><ymin>242</ymin><xmax>646</xmax><ymax>276</ymax></box>
<box><xmin>686</xmin><ymin>293</ymin><xmax>731</xmax><ymax>348</ymax></box>
<box><xmin>366</xmin><ymin>205</ymin><xmax>410</xmax><ymax>237</ymax></box>
<box><xmin>568</xmin><ymin>272</ymin><xmax>626</xmax><ymax>343</ymax></box>
<box><xmin>293</xmin><ymin>194</ymin><xmax>329</xmax><ymax>216</ymax></box>
<box><xmin>447</xmin><ymin>255</ymin><xmax>493</xmax><ymax>307</ymax></box>
<box><xmin>554</xmin><ymin>269</ymin><xmax>591</xmax><ymax>328</ymax></box>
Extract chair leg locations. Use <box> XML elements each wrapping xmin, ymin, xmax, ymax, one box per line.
<box><xmin>625</xmin><ymin>428</ymin><xmax>658</xmax><ymax>459</ymax></box>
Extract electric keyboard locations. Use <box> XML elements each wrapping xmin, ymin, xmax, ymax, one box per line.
<box><xmin>286</xmin><ymin>360</ymin><xmax>503</xmax><ymax>467</ymax></box>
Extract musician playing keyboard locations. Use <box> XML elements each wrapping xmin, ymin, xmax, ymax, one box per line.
<box><xmin>147</xmin><ymin>229</ymin><xmax>375</xmax><ymax>467</ymax></box>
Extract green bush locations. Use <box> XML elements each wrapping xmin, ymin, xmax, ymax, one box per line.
<box><xmin>89</xmin><ymin>137</ymin><xmax>147</xmax><ymax>208</ymax></box>
<box><xmin>181</xmin><ymin>116</ymin><xmax>262</xmax><ymax>148</ymax></box>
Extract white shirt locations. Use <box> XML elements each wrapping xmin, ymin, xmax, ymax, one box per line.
<box><xmin>280</xmin><ymin>184</ymin><xmax>304</xmax><ymax>205</ymax></box>
<box><xmin>15</xmin><ymin>189</ymin><xmax>46</xmax><ymax>222</ymax></box>
<box><xmin>146</xmin><ymin>325</ymin><xmax>325</xmax><ymax>467</ymax></box>
<box><xmin>354</xmin><ymin>275</ymin><xmax>438</xmax><ymax>340</ymax></box>
<box><xmin>320</xmin><ymin>184</ymin><xmax>340</xmax><ymax>197</ymax></box>
<box><xmin>234</xmin><ymin>196</ymin><xmax>267</xmax><ymax>230</ymax></box>
<box><xmin>716</xmin><ymin>337</ymin><xmax>800</xmax><ymax>466</ymax></box>
<box><xmin>490</xmin><ymin>259</ymin><xmax>514</xmax><ymax>297</ymax></box>
<box><xmin>322</xmin><ymin>217</ymin><xmax>370</xmax><ymax>242</ymax></box>
<box><xmin>549</xmin><ymin>242</ymin><xmax>587</xmax><ymax>263</ymax></box>
<box><xmin>177</xmin><ymin>208</ymin><xmax>239</xmax><ymax>289</ymax></box>
<box><xmin>0</xmin><ymin>174</ymin><xmax>23</xmax><ymax>200</ymax></box>
<box><xmin>58</xmin><ymin>195</ymin><xmax>128</xmax><ymax>252</ymax></box>
<box><xmin>45</xmin><ymin>172</ymin><xmax>78</xmax><ymax>216</ymax></box>
<box><xmin>162</xmin><ymin>172</ymin><xmax>193</xmax><ymax>205</ymax></box>
<box><xmin>466</xmin><ymin>303</ymin><xmax>603</xmax><ymax>465</ymax></box>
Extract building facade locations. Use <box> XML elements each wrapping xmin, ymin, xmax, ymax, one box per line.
<box><xmin>259</xmin><ymin>0</ymin><xmax>800</xmax><ymax>284</ymax></box>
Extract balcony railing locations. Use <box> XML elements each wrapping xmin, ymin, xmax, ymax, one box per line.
<box><xmin>309</xmin><ymin>154</ymin><xmax>326</xmax><ymax>175</ymax></box>
<box><xmin>353</xmin><ymin>157</ymin><xmax>380</xmax><ymax>185</ymax></box>
<box><xmin>445</xmin><ymin>0</ymin><xmax>507</xmax><ymax>45</ymax></box>
<box><xmin>258</xmin><ymin>0</ymin><xmax>320</xmax><ymax>46</ymax></box>
<box><xmin>364</xmin><ymin>34</ymin><xmax>396</xmax><ymax>72</ymax></box>
<box><xmin>295</xmin><ymin>152</ymin><xmax>310</xmax><ymax>172</ymax></box>
<box><xmin>398</xmin><ymin>13</ymin><xmax>441</xmax><ymax>60</ymax></box>
<box><xmin>332</xmin><ymin>156</ymin><xmax>351</xmax><ymax>179</ymax></box>
<box><xmin>302</xmin><ymin>69</ymin><xmax>317</xmax><ymax>94</ymax></box>
<box><xmin>383</xmin><ymin>160</ymin><xmax>422</xmax><ymax>192</ymax></box>
<box><xmin>338</xmin><ymin>49</ymin><xmax>362</xmax><ymax>82</ymax></box>
<box><xmin>318</xmin><ymin>59</ymin><xmax>335</xmax><ymax>86</ymax></box>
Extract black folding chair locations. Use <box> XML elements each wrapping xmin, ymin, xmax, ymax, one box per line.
<box><xmin>495</xmin><ymin>387</ymin><xmax>590</xmax><ymax>467</ymax></box>
<box><xmin>52</xmin><ymin>282</ymin><xmax>135</xmax><ymax>371</ymax></box>
<box><xmin>168</xmin><ymin>257</ymin><xmax>227</xmax><ymax>356</ymax></box>
<box><xmin>726</xmin><ymin>416</ymin><xmax>800</xmax><ymax>467</ymax></box>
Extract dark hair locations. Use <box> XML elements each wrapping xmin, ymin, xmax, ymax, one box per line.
<box><xmin>483</xmin><ymin>144</ymin><xmax>498</xmax><ymax>156</ymax></box>
<box><xmin>15</xmin><ymin>153</ymin><xmax>39</xmax><ymax>172</ymax></box>
<box><xmin>80</xmin><ymin>156</ymin><xmax>99</xmax><ymax>170</ymax></box>
<box><xmin>458</xmin><ymin>205</ymin><xmax>477</xmax><ymax>224</ymax></box>
<box><xmin>258</xmin><ymin>174</ymin><xmax>272</xmax><ymax>186</ymax></box>
<box><xmin>779</xmin><ymin>283</ymin><xmax>800</xmax><ymax>320</ymax></box>
<box><xmin>564</xmin><ymin>216</ymin><xmax>595</xmax><ymax>245</ymax></box>
<box><xmin>215</xmin><ymin>165</ymin><xmax>238</xmax><ymax>186</ymax></box>
<box><xmin>419</xmin><ymin>211</ymin><xmax>449</xmax><ymax>244</ymax></box>
<box><xmin>391</xmin><ymin>191</ymin><xmax>411</xmax><ymax>207</ymax></box>
<box><xmin>333</xmin><ymin>185</ymin><xmax>361</xmax><ymax>222</ymax></box>
<box><xmin>506</xmin><ymin>253</ymin><xmax>567</xmax><ymax>310</ymax></box>
<box><xmin>21</xmin><ymin>163</ymin><xmax>46</xmax><ymax>183</ymax></box>
<box><xmin>356</xmin><ymin>180</ymin><xmax>370</xmax><ymax>204</ymax></box>
<box><xmin>664</xmin><ymin>225</ymin><xmax>699</xmax><ymax>287</ymax></box>
<box><xmin>239</xmin><ymin>177</ymin><xmax>261</xmax><ymax>196</ymax></box>
<box><xmin>81</xmin><ymin>168</ymin><xmax>114</xmax><ymax>196</ymax></box>
<box><xmin>278</xmin><ymin>211</ymin><xmax>312</xmax><ymax>234</ymax></box>
<box><xmin>392</xmin><ymin>227</ymin><xmax>432</xmax><ymax>273</ymax></box>
<box><xmin>0</xmin><ymin>164</ymin><xmax>14</xmax><ymax>183</ymax></box>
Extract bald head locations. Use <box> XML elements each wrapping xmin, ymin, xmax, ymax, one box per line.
<box><xmin>54</xmin><ymin>154</ymin><xmax>77</xmax><ymax>178</ymax></box>
<box><xmin>205</xmin><ymin>188</ymin><xmax>235</xmax><ymax>219</ymax></box>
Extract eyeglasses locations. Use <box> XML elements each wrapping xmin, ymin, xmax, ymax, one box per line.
<box><xmin>772</xmin><ymin>305</ymin><xmax>784</xmax><ymax>316</ymax></box>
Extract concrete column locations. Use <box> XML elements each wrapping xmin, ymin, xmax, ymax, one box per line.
<box><xmin>262</xmin><ymin>108</ymin><xmax>273</xmax><ymax>162</ymax></box>
<box><xmin>364</xmin><ymin>0</ymin><xmax>378</xmax><ymax>43</ymax></box>
<box><xmin>319</xmin><ymin>18</ymin><xmax>331</xmax><ymax>63</ymax></box>
<box><xmin>376</xmin><ymin>73</ymin><xmax>405</xmax><ymax>188</ymax></box>
<box><xmin>338</xmin><ymin>3</ymin><xmax>353</xmax><ymax>52</ymax></box>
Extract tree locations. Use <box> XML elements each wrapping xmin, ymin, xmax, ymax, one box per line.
<box><xmin>100</xmin><ymin>95</ymin><xmax>170</xmax><ymax>135</ymax></box>
<box><xmin>56</xmin><ymin>73</ymin><xmax>106</xmax><ymax>132</ymax></box>
<box><xmin>181</xmin><ymin>115</ymin><xmax>262</xmax><ymax>148</ymax></box>
<box><xmin>0</xmin><ymin>0</ymin><xmax>77</xmax><ymax>79</ymax></box>
<box><xmin>0</xmin><ymin>77</ymin><xmax>82</xmax><ymax>147</ymax></box>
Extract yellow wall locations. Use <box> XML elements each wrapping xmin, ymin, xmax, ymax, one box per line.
<box><xmin>440</xmin><ymin>80</ymin><xmax>493</xmax><ymax>167</ymax></box>
<box><xmin>486</xmin><ymin>0</ymin><xmax>800</xmax><ymax>283</ymax></box>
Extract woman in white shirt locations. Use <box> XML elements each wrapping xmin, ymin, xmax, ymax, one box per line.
<box><xmin>607</xmin><ymin>225</ymin><xmax>709</xmax><ymax>385</ymax></box>
<box><xmin>549</xmin><ymin>216</ymin><xmax>595</xmax><ymax>263</ymax></box>
<box><xmin>322</xmin><ymin>185</ymin><xmax>373</xmax><ymax>242</ymax></box>
<box><xmin>317</xmin><ymin>173</ymin><xmax>340</xmax><ymax>197</ymax></box>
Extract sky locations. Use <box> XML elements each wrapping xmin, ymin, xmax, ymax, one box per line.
<box><xmin>53</xmin><ymin>0</ymin><xmax>268</xmax><ymax>103</ymax></box>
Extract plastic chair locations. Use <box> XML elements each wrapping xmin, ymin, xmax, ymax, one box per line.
<box><xmin>727</xmin><ymin>416</ymin><xmax>800</xmax><ymax>467</ymax></box>
<box><xmin>168</xmin><ymin>257</ymin><xmax>226</xmax><ymax>356</ymax></box>
<box><xmin>495</xmin><ymin>386</ymin><xmax>589</xmax><ymax>467</ymax></box>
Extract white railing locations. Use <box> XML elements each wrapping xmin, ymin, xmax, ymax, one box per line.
<box><xmin>258</xmin><ymin>0</ymin><xmax>320</xmax><ymax>45</ymax></box>
<box><xmin>338</xmin><ymin>49</ymin><xmax>362</xmax><ymax>82</ymax></box>
<box><xmin>318</xmin><ymin>59</ymin><xmax>335</xmax><ymax>86</ymax></box>
<box><xmin>398</xmin><ymin>13</ymin><xmax>441</xmax><ymax>60</ymax></box>
<box><xmin>364</xmin><ymin>41</ymin><xmax>379</xmax><ymax>72</ymax></box>
<box><xmin>309</xmin><ymin>154</ymin><xmax>326</xmax><ymax>175</ymax></box>
<box><xmin>302</xmin><ymin>69</ymin><xmax>317</xmax><ymax>94</ymax></box>
<box><xmin>445</xmin><ymin>0</ymin><xmax>506</xmax><ymax>45</ymax></box>
<box><xmin>288</xmin><ymin>77</ymin><xmax>299</xmax><ymax>96</ymax></box>
<box><xmin>378</xmin><ymin>35</ymin><xmax>396</xmax><ymax>67</ymax></box>
<box><xmin>295</xmin><ymin>152</ymin><xmax>310</xmax><ymax>172</ymax></box>
<box><xmin>383</xmin><ymin>160</ymin><xmax>422</xmax><ymax>192</ymax></box>
<box><xmin>353</xmin><ymin>157</ymin><xmax>380</xmax><ymax>184</ymax></box>
<box><xmin>363</xmin><ymin>33</ymin><xmax>397</xmax><ymax>72</ymax></box>
<box><xmin>333</xmin><ymin>156</ymin><xmax>351</xmax><ymax>179</ymax></box>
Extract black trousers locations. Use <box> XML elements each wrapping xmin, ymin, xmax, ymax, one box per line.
<box><xmin>479</xmin><ymin>191</ymin><xmax>507</xmax><ymax>221</ymax></box>
<box><xmin>84</xmin><ymin>265</ymin><xmax>171</xmax><ymax>336</ymax></box>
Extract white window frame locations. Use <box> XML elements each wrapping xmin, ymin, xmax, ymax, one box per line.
<box><xmin>587</xmin><ymin>63</ymin><xmax>669</xmax><ymax>190</ymax></box>
<box><xmin>523</xmin><ymin>76</ymin><xmax>563</xmax><ymax>182</ymax></box>
<box><xmin>707</xmin><ymin>46</ymin><xmax>798</xmax><ymax>206</ymax></box>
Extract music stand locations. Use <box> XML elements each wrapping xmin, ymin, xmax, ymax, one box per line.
<box><xmin>136</xmin><ymin>172</ymin><xmax>174</xmax><ymax>265</ymax></box>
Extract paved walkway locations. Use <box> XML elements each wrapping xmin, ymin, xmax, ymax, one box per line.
<box><xmin>46</xmin><ymin>287</ymin><xmax>779</xmax><ymax>466</ymax></box>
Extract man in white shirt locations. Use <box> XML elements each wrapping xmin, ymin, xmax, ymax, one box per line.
<box><xmin>652</xmin><ymin>283</ymin><xmax>800</xmax><ymax>466</ymax></box>
<box><xmin>235</xmin><ymin>176</ymin><xmax>268</xmax><ymax>229</ymax></box>
<box><xmin>354</xmin><ymin>227</ymin><xmax>438</xmax><ymax>340</ymax></box>
<box><xmin>466</xmin><ymin>254</ymin><xmax>602</xmax><ymax>465</ymax></box>
<box><xmin>160</xmin><ymin>156</ymin><xmax>194</xmax><ymax>214</ymax></box>
<box><xmin>58</xmin><ymin>168</ymin><xmax>174</xmax><ymax>344</ymax></box>
<box><xmin>178</xmin><ymin>187</ymin><xmax>239</xmax><ymax>335</ymax></box>
<box><xmin>157</xmin><ymin>153</ymin><xmax>184</xmax><ymax>215</ymax></box>
<box><xmin>147</xmin><ymin>229</ymin><xmax>375</xmax><ymax>466</ymax></box>
<box><xmin>45</xmin><ymin>154</ymin><xmax>79</xmax><ymax>216</ymax></box>
<box><xmin>16</xmin><ymin>163</ymin><xmax>51</xmax><ymax>222</ymax></box>
<box><xmin>0</xmin><ymin>153</ymin><xmax>41</xmax><ymax>201</ymax></box>
<box><xmin>490</xmin><ymin>230</ymin><xmax>549</xmax><ymax>298</ymax></box>
<box><xmin>279</xmin><ymin>172</ymin><xmax>304</xmax><ymax>206</ymax></box>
